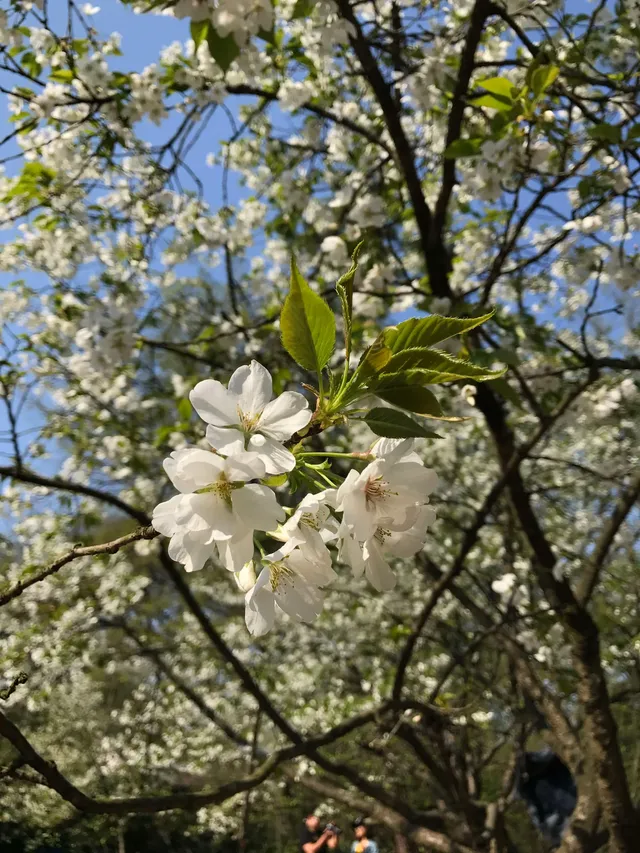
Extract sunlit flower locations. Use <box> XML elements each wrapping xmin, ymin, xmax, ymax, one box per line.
<box><xmin>244</xmin><ymin>545</ymin><xmax>336</xmax><ymax>636</ymax></box>
<box><xmin>152</xmin><ymin>447</ymin><xmax>284</xmax><ymax>572</ymax></box>
<box><xmin>190</xmin><ymin>361</ymin><xmax>312</xmax><ymax>474</ymax></box>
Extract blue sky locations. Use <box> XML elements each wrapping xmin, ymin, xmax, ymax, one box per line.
<box><xmin>0</xmin><ymin>2</ymin><xmax>246</xmax><ymax>483</ymax></box>
<box><xmin>0</xmin><ymin>0</ymin><xmax>629</xmax><ymax>495</ymax></box>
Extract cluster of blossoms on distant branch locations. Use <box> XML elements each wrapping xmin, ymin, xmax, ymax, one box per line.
<box><xmin>152</xmin><ymin>251</ymin><xmax>504</xmax><ymax>635</ymax></box>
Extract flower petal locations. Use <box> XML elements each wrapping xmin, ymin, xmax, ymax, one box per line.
<box><xmin>229</xmin><ymin>361</ymin><xmax>272</xmax><ymax>418</ymax></box>
<box><xmin>339</xmin><ymin>526</ymin><xmax>365</xmax><ymax>578</ymax></box>
<box><xmin>224</xmin><ymin>452</ymin><xmax>266</xmax><ymax>482</ymax></box>
<box><xmin>217</xmin><ymin>532</ymin><xmax>254</xmax><ymax>572</ymax></box>
<box><xmin>234</xmin><ymin>561</ymin><xmax>257</xmax><ymax>592</ymax></box>
<box><xmin>163</xmin><ymin>448</ymin><xmax>202</xmax><ymax>493</ymax></box>
<box><xmin>232</xmin><ymin>483</ymin><xmax>285</xmax><ymax>531</ymax></box>
<box><xmin>168</xmin><ymin>531</ymin><xmax>213</xmax><ymax>573</ymax></box>
<box><xmin>205</xmin><ymin>425</ymin><xmax>245</xmax><ymax>457</ymax></box>
<box><xmin>247</xmin><ymin>433</ymin><xmax>296</xmax><ymax>474</ymax></box>
<box><xmin>190</xmin><ymin>379</ymin><xmax>239</xmax><ymax>426</ymax></box>
<box><xmin>245</xmin><ymin>568</ymin><xmax>275</xmax><ymax>636</ymax></box>
<box><xmin>257</xmin><ymin>391</ymin><xmax>312</xmax><ymax>440</ymax></box>
<box><xmin>388</xmin><ymin>462</ymin><xmax>439</xmax><ymax>499</ymax></box>
<box><xmin>172</xmin><ymin>447</ymin><xmax>224</xmax><ymax>491</ymax></box>
<box><xmin>288</xmin><ymin>547</ymin><xmax>336</xmax><ymax>585</ymax></box>
<box><xmin>187</xmin><ymin>492</ymin><xmax>237</xmax><ymax>539</ymax></box>
<box><xmin>152</xmin><ymin>494</ymin><xmax>183</xmax><ymax>536</ymax></box>
<box><xmin>275</xmin><ymin>579</ymin><xmax>323</xmax><ymax>623</ymax></box>
<box><xmin>372</xmin><ymin>437</ymin><xmax>414</xmax><ymax>460</ymax></box>
<box><xmin>363</xmin><ymin>538</ymin><xmax>397</xmax><ymax>592</ymax></box>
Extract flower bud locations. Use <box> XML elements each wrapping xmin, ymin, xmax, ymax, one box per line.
<box><xmin>235</xmin><ymin>561</ymin><xmax>257</xmax><ymax>592</ymax></box>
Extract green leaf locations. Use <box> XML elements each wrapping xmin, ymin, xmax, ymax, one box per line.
<box><xmin>336</xmin><ymin>241</ymin><xmax>363</xmax><ymax>292</ymax></box>
<box><xmin>469</xmin><ymin>93</ymin><xmax>513</xmax><ymax>112</ymax></box>
<box><xmin>335</xmin><ymin>240</ymin><xmax>363</xmax><ymax>331</ymax></box>
<box><xmin>477</xmin><ymin>77</ymin><xmax>517</xmax><ymax>99</ymax></box>
<box><xmin>376</xmin><ymin>385</ymin><xmax>464</xmax><ymax>420</ymax></box>
<box><xmin>190</xmin><ymin>19</ymin><xmax>210</xmax><ymax>49</ymax></box>
<box><xmin>49</xmin><ymin>69</ymin><xmax>74</xmax><ymax>83</ymax></box>
<box><xmin>264</xmin><ymin>473</ymin><xmax>288</xmax><ymax>487</ymax></box>
<box><xmin>257</xmin><ymin>25</ymin><xmax>277</xmax><ymax>45</ymax></box>
<box><xmin>531</xmin><ymin>65</ymin><xmax>559</xmax><ymax>97</ymax></box>
<box><xmin>177</xmin><ymin>398</ymin><xmax>192</xmax><ymax>421</ymax></box>
<box><xmin>379</xmin><ymin>349</ymin><xmax>507</xmax><ymax>383</ymax></box>
<box><xmin>577</xmin><ymin>176</ymin><xmax>595</xmax><ymax>200</ymax></box>
<box><xmin>363</xmin><ymin>408</ymin><xmax>442</xmax><ymax>440</ymax></box>
<box><xmin>443</xmin><ymin>138</ymin><xmax>482</xmax><ymax>159</ymax></box>
<box><xmin>486</xmin><ymin>377</ymin><xmax>522</xmax><ymax>408</ymax></box>
<box><xmin>292</xmin><ymin>0</ymin><xmax>316</xmax><ymax>18</ymax></box>
<box><xmin>206</xmin><ymin>27</ymin><xmax>240</xmax><ymax>72</ymax></box>
<box><xmin>489</xmin><ymin>347</ymin><xmax>519</xmax><ymax>367</ymax></box>
<box><xmin>351</xmin><ymin>332</ymin><xmax>393</xmax><ymax>387</ymax></box>
<box><xmin>281</xmin><ymin>257</ymin><xmax>336</xmax><ymax>373</ymax></box>
<box><xmin>384</xmin><ymin>311</ymin><xmax>494</xmax><ymax>353</ymax></box>
<box><xmin>625</xmin><ymin>124</ymin><xmax>640</xmax><ymax>142</ymax></box>
<box><xmin>587</xmin><ymin>123</ymin><xmax>622</xmax><ymax>144</ymax></box>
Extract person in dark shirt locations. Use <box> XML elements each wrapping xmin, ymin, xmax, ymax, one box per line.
<box><xmin>300</xmin><ymin>812</ymin><xmax>340</xmax><ymax>853</ymax></box>
<box><xmin>515</xmin><ymin>750</ymin><xmax>577</xmax><ymax>848</ymax></box>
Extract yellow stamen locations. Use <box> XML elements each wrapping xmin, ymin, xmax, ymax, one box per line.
<box><xmin>237</xmin><ymin>405</ymin><xmax>261</xmax><ymax>432</ymax></box>
<box><xmin>269</xmin><ymin>560</ymin><xmax>295</xmax><ymax>592</ymax></box>
<box><xmin>364</xmin><ymin>476</ymin><xmax>397</xmax><ymax>508</ymax></box>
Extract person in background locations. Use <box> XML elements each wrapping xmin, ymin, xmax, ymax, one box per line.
<box><xmin>300</xmin><ymin>812</ymin><xmax>341</xmax><ymax>853</ymax></box>
<box><xmin>351</xmin><ymin>817</ymin><xmax>379</xmax><ymax>853</ymax></box>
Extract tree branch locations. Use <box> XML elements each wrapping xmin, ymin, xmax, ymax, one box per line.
<box><xmin>225</xmin><ymin>84</ymin><xmax>392</xmax><ymax>155</ymax></box>
<box><xmin>0</xmin><ymin>527</ymin><xmax>158</xmax><ymax>608</ymax></box>
<box><xmin>433</xmin><ymin>0</ymin><xmax>492</xmax><ymax>235</ymax></box>
<box><xmin>392</xmin><ymin>378</ymin><xmax>590</xmax><ymax>701</ymax></box>
<box><xmin>0</xmin><ymin>465</ymin><xmax>150</xmax><ymax>525</ymax></box>
<box><xmin>576</xmin><ymin>469</ymin><xmax>640</xmax><ymax>605</ymax></box>
<box><xmin>335</xmin><ymin>0</ymin><xmax>452</xmax><ymax>297</ymax></box>
<box><xmin>473</xmin><ymin>381</ymin><xmax>638</xmax><ymax>852</ymax></box>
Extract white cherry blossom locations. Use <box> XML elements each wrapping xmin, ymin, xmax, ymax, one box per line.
<box><xmin>279</xmin><ymin>489</ymin><xmax>339</xmax><ymax>567</ymax></box>
<box><xmin>336</xmin><ymin>445</ymin><xmax>438</xmax><ymax>541</ymax></box>
<box><xmin>190</xmin><ymin>361</ymin><xmax>312</xmax><ymax>474</ymax></box>
<box><xmin>340</xmin><ymin>505</ymin><xmax>436</xmax><ymax>591</ymax></box>
<box><xmin>491</xmin><ymin>573</ymin><xmax>517</xmax><ymax>596</ymax></box>
<box><xmin>152</xmin><ymin>447</ymin><xmax>284</xmax><ymax>572</ymax></box>
<box><xmin>244</xmin><ymin>544</ymin><xmax>337</xmax><ymax>637</ymax></box>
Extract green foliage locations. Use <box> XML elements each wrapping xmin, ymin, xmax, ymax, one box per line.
<box><xmin>363</xmin><ymin>407</ymin><xmax>443</xmax><ymax>439</ymax></box>
<box><xmin>469</xmin><ymin>93</ymin><xmax>514</xmax><ymax>112</ymax></box>
<box><xmin>292</xmin><ymin>0</ymin><xmax>316</xmax><ymax>18</ymax></box>
<box><xmin>376</xmin><ymin>384</ymin><xmax>464</xmax><ymax>420</ymax></box>
<box><xmin>206</xmin><ymin>27</ymin><xmax>240</xmax><ymax>72</ymax></box>
<box><xmin>335</xmin><ymin>241</ymin><xmax>363</xmax><ymax>335</ymax></box>
<box><xmin>281</xmin><ymin>258</ymin><xmax>336</xmax><ymax>374</ymax></box>
<box><xmin>2</xmin><ymin>162</ymin><xmax>56</xmax><ymax>202</ymax></box>
<box><xmin>190</xmin><ymin>19</ymin><xmax>209</xmax><ymax>49</ymax></box>
<box><xmin>587</xmin><ymin>123</ymin><xmax>623</xmax><ymax>143</ymax></box>
<box><xmin>530</xmin><ymin>65</ymin><xmax>559</xmax><ymax>97</ymax></box>
<box><xmin>476</xmin><ymin>77</ymin><xmax>518</xmax><ymax>99</ymax></box>
<box><xmin>177</xmin><ymin>398</ymin><xmax>192</xmax><ymax>422</ymax></box>
<box><xmin>351</xmin><ymin>333</ymin><xmax>393</xmax><ymax>384</ymax></box>
<box><xmin>444</xmin><ymin>137</ymin><xmax>483</xmax><ymax>159</ymax></box>
<box><xmin>377</xmin><ymin>348</ymin><xmax>505</xmax><ymax>382</ymax></box>
<box><xmin>384</xmin><ymin>312</ymin><xmax>495</xmax><ymax>352</ymax></box>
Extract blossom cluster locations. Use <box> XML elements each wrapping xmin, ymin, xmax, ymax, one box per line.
<box><xmin>153</xmin><ymin>361</ymin><xmax>438</xmax><ymax>636</ymax></box>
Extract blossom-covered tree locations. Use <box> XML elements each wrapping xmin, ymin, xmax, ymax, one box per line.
<box><xmin>1</xmin><ymin>1</ymin><xmax>639</xmax><ymax>852</ymax></box>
